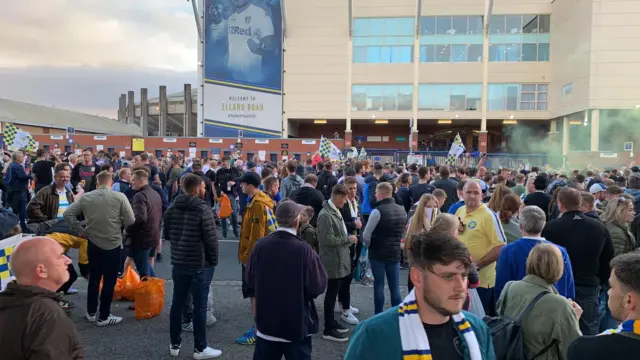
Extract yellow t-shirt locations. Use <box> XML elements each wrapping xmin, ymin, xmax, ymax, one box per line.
<box><xmin>456</xmin><ymin>203</ymin><xmax>507</xmax><ymax>288</ymax></box>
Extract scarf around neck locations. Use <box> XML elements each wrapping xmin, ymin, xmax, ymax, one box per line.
<box><xmin>600</xmin><ymin>319</ymin><xmax>640</xmax><ymax>336</ymax></box>
<box><xmin>398</xmin><ymin>289</ymin><xmax>483</xmax><ymax>360</ymax></box>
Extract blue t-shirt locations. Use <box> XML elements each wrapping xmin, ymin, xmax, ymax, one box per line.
<box><xmin>448</xmin><ymin>200</ymin><xmax>465</xmax><ymax>215</ymax></box>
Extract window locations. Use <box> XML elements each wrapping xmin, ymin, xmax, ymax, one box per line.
<box><xmin>505</xmin><ymin>44</ymin><xmax>521</xmax><ymax>62</ymax></box>
<box><xmin>489</xmin><ymin>44</ymin><xmax>506</xmax><ymax>61</ymax></box>
<box><xmin>351</xmin><ymin>84</ymin><xmax>414</xmax><ymax>111</ymax></box>
<box><xmin>418</xmin><ymin>84</ymin><xmax>482</xmax><ymax>111</ymax></box>
<box><xmin>353</xmin><ymin>18</ymin><xmax>415</xmax><ymax>63</ymax></box>
<box><xmin>538</xmin><ymin>15</ymin><xmax>551</xmax><ymax>33</ymax></box>
<box><xmin>452</xmin><ymin>44</ymin><xmax>468</xmax><ymax>62</ymax></box>
<box><xmin>419</xmin><ymin>16</ymin><xmax>483</xmax><ymax>63</ymax></box>
<box><xmin>491</xmin><ymin>15</ymin><xmax>506</xmax><ymax>34</ymax></box>
<box><xmin>436</xmin><ymin>16</ymin><xmax>452</xmax><ymax>35</ymax></box>
<box><xmin>420</xmin><ymin>45</ymin><xmax>436</xmax><ymax>62</ymax></box>
<box><xmin>538</xmin><ymin>43</ymin><xmax>550</xmax><ymax>61</ymax></box>
<box><xmin>468</xmin><ymin>44</ymin><xmax>482</xmax><ymax>62</ymax></box>
<box><xmin>436</xmin><ymin>45</ymin><xmax>451</xmax><ymax>62</ymax></box>
<box><xmin>562</xmin><ymin>83</ymin><xmax>573</xmax><ymax>96</ymax></box>
<box><xmin>505</xmin><ymin>15</ymin><xmax>522</xmax><ymax>34</ymax></box>
<box><xmin>469</xmin><ymin>16</ymin><xmax>483</xmax><ymax>34</ymax></box>
<box><xmin>522</xmin><ymin>43</ymin><xmax>537</xmax><ymax>61</ymax></box>
<box><xmin>452</xmin><ymin>16</ymin><xmax>468</xmax><ymax>35</ymax></box>
<box><xmin>488</xmin><ymin>83</ymin><xmax>549</xmax><ymax>111</ymax></box>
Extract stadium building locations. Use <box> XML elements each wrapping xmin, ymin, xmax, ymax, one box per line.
<box><xmin>135</xmin><ymin>0</ymin><xmax>636</xmax><ymax>157</ymax></box>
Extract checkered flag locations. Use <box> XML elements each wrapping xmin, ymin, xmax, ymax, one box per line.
<box><xmin>3</xmin><ymin>123</ymin><xmax>36</xmax><ymax>151</ymax></box>
<box><xmin>319</xmin><ymin>136</ymin><xmax>342</xmax><ymax>160</ymax></box>
<box><xmin>445</xmin><ymin>133</ymin><xmax>465</xmax><ymax>167</ymax></box>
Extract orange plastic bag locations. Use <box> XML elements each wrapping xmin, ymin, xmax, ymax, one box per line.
<box><xmin>99</xmin><ymin>277</ymin><xmax>123</xmax><ymax>300</ymax></box>
<box><xmin>135</xmin><ymin>277</ymin><xmax>165</xmax><ymax>319</ymax></box>
<box><xmin>217</xmin><ymin>193</ymin><xmax>233</xmax><ymax>218</ymax></box>
<box><xmin>117</xmin><ymin>265</ymin><xmax>141</xmax><ymax>301</ymax></box>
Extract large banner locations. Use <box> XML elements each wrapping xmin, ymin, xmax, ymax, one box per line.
<box><xmin>0</xmin><ymin>234</ymin><xmax>33</xmax><ymax>291</ymax></box>
<box><xmin>203</xmin><ymin>0</ymin><xmax>283</xmax><ymax>138</ymax></box>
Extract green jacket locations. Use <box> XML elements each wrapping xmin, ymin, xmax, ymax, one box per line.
<box><xmin>317</xmin><ymin>200</ymin><xmax>352</xmax><ymax>279</ymax></box>
<box><xmin>606</xmin><ymin>222</ymin><xmax>636</xmax><ymax>257</ymax></box>
<box><xmin>497</xmin><ymin>275</ymin><xmax>582</xmax><ymax>360</ymax></box>
<box><xmin>345</xmin><ymin>307</ymin><xmax>495</xmax><ymax>360</ymax></box>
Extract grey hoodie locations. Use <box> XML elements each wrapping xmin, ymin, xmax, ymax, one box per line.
<box><xmin>281</xmin><ymin>174</ymin><xmax>303</xmax><ymax>199</ymax></box>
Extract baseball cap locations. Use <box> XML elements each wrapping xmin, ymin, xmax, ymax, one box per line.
<box><xmin>275</xmin><ymin>200</ymin><xmax>307</xmax><ymax>224</ymax></box>
<box><xmin>246</xmin><ymin>161</ymin><xmax>257</xmax><ymax>169</ymax></box>
<box><xmin>239</xmin><ymin>172</ymin><xmax>261</xmax><ymax>188</ymax></box>
<box><xmin>589</xmin><ymin>183</ymin><xmax>607</xmax><ymax>194</ymax></box>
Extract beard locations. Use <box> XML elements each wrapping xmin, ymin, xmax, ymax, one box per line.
<box><xmin>421</xmin><ymin>276</ymin><xmax>465</xmax><ymax>317</ymax></box>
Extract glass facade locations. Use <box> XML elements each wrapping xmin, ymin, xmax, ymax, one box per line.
<box><xmin>353</xmin><ymin>15</ymin><xmax>550</xmax><ymax>63</ymax></box>
<box><xmin>487</xmin><ymin>83</ymin><xmax>548</xmax><ymax>111</ymax></box>
<box><xmin>353</xmin><ymin>18</ymin><xmax>415</xmax><ymax>63</ymax></box>
<box><xmin>567</xmin><ymin>111</ymin><xmax>591</xmax><ymax>152</ymax></box>
<box><xmin>418</xmin><ymin>84</ymin><xmax>481</xmax><ymax>111</ymax></box>
<box><xmin>599</xmin><ymin>109</ymin><xmax>640</xmax><ymax>152</ymax></box>
<box><xmin>353</xmin><ymin>83</ymin><xmax>548</xmax><ymax>112</ymax></box>
<box><xmin>351</xmin><ymin>84</ymin><xmax>414</xmax><ymax>111</ymax></box>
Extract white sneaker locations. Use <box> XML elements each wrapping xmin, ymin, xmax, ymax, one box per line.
<box><xmin>85</xmin><ymin>312</ymin><xmax>96</xmax><ymax>323</ymax></box>
<box><xmin>170</xmin><ymin>344</ymin><xmax>181</xmax><ymax>357</ymax></box>
<box><xmin>96</xmin><ymin>314</ymin><xmax>123</xmax><ymax>327</ymax></box>
<box><xmin>206</xmin><ymin>314</ymin><xmax>217</xmax><ymax>326</ymax></box>
<box><xmin>193</xmin><ymin>347</ymin><xmax>222</xmax><ymax>359</ymax></box>
<box><xmin>341</xmin><ymin>310</ymin><xmax>360</xmax><ymax>325</ymax></box>
<box><xmin>334</xmin><ymin>304</ymin><xmax>359</xmax><ymax>315</ymax></box>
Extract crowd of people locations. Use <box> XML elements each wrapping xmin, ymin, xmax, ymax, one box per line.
<box><xmin>0</xmin><ymin>146</ymin><xmax>639</xmax><ymax>359</ymax></box>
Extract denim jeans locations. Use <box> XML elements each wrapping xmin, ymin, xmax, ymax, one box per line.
<box><xmin>369</xmin><ymin>259</ymin><xmax>401</xmax><ymax>314</ymax></box>
<box><xmin>170</xmin><ymin>265</ymin><xmax>215</xmax><ymax>351</ymax></box>
<box><xmin>599</xmin><ymin>286</ymin><xmax>618</xmax><ymax>332</ymax></box>
<box><xmin>220</xmin><ymin>194</ymin><xmax>238</xmax><ymax>237</ymax></box>
<box><xmin>129</xmin><ymin>248</ymin><xmax>156</xmax><ymax>278</ymax></box>
<box><xmin>86</xmin><ymin>241</ymin><xmax>121</xmax><ymax>320</ymax></box>
<box><xmin>253</xmin><ymin>336</ymin><xmax>312</xmax><ymax>360</ymax></box>
<box><xmin>575</xmin><ymin>285</ymin><xmax>601</xmax><ymax>335</ymax></box>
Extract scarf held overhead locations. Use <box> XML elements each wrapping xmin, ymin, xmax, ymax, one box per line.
<box><xmin>398</xmin><ymin>289</ymin><xmax>483</xmax><ymax>360</ymax></box>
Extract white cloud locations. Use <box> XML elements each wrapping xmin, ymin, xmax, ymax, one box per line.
<box><xmin>0</xmin><ymin>0</ymin><xmax>199</xmax><ymax>71</ymax></box>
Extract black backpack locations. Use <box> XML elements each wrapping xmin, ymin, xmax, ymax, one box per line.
<box><xmin>483</xmin><ymin>282</ymin><xmax>558</xmax><ymax>360</ymax></box>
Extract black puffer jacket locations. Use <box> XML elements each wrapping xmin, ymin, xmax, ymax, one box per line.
<box><xmin>163</xmin><ymin>194</ymin><xmax>219</xmax><ymax>268</ymax></box>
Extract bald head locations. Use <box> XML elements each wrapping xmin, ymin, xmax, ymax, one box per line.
<box><xmin>10</xmin><ymin>237</ymin><xmax>70</xmax><ymax>291</ymax></box>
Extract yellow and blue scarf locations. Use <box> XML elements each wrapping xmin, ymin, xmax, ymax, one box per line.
<box><xmin>600</xmin><ymin>319</ymin><xmax>640</xmax><ymax>336</ymax></box>
<box><xmin>398</xmin><ymin>289</ymin><xmax>483</xmax><ymax>360</ymax></box>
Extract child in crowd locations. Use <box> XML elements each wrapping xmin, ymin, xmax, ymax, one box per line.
<box><xmin>298</xmin><ymin>206</ymin><xmax>317</xmax><ymax>252</ymax></box>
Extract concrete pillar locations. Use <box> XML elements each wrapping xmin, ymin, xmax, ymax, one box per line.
<box><xmin>590</xmin><ymin>109</ymin><xmax>600</xmax><ymax>152</ymax></box>
<box><xmin>282</xmin><ymin>118</ymin><xmax>289</xmax><ymax>138</ymax></box>
<box><xmin>562</xmin><ymin>116</ymin><xmax>569</xmax><ymax>156</ymax></box>
<box><xmin>159</xmin><ymin>85</ymin><xmax>168</xmax><ymax>137</ymax></box>
<box><xmin>479</xmin><ymin>131</ymin><xmax>488</xmax><ymax>153</ymax></box>
<box><xmin>140</xmin><ymin>88</ymin><xmax>149</xmax><ymax>136</ymax></box>
<box><xmin>126</xmin><ymin>91</ymin><xmax>135</xmax><ymax>125</ymax></box>
<box><xmin>345</xmin><ymin>6</ymin><xmax>354</xmax><ymax>143</ymax></box>
<box><xmin>118</xmin><ymin>94</ymin><xmax>126</xmax><ymax>122</ymax></box>
<box><xmin>184</xmin><ymin>84</ymin><xmax>192</xmax><ymax>137</ymax></box>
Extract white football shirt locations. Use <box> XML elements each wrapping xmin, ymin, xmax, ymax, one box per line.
<box><xmin>227</xmin><ymin>4</ymin><xmax>274</xmax><ymax>84</ymax></box>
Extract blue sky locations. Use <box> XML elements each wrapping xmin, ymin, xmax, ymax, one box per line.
<box><xmin>0</xmin><ymin>0</ymin><xmax>198</xmax><ymax>117</ymax></box>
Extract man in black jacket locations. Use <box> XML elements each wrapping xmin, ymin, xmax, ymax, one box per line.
<box><xmin>362</xmin><ymin>182</ymin><xmax>407</xmax><ymax>314</ymax></box>
<box><xmin>289</xmin><ymin>174</ymin><xmax>325</xmax><ymax>226</ymax></box>
<box><xmin>337</xmin><ymin>176</ymin><xmax>363</xmax><ymax>325</ymax></box>
<box><xmin>124</xmin><ymin>169</ymin><xmax>162</xmax><ymax>278</ymax></box>
<box><xmin>432</xmin><ymin>166</ymin><xmax>458</xmax><ymax>212</ymax></box>
<box><xmin>214</xmin><ymin>156</ymin><xmax>240</xmax><ymax>238</ymax></box>
<box><xmin>245</xmin><ymin>200</ymin><xmax>327</xmax><ymax>360</ymax></box>
<box><xmin>192</xmin><ymin>162</ymin><xmax>215</xmax><ymax>208</ymax></box>
<box><xmin>542</xmin><ymin>187</ymin><xmax>614</xmax><ymax>336</ymax></box>
<box><xmin>164</xmin><ymin>173</ymin><xmax>221</xmax><ymax>358</ymax></box>
<box><xmin>317</xmin><ymin>161</ymin><xmax>338</xmax><ymax>201</ymax></box>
